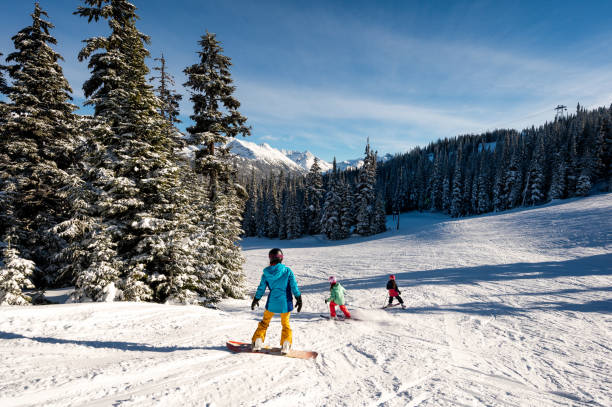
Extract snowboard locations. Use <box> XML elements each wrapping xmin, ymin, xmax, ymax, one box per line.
<box><xmin>226</xmin><ymin>341</ymin><xmax>318</xmax><ymax>360</ymax></box>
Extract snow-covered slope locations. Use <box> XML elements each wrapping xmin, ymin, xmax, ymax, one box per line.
<box><xmin>336</xmin><ymin>157</ymin><xmax>364</xmax><ymax>171</ymax></box>
<box><xmin>1</xmin><ymin>194</ymin><xmax>611</xmax><ymax>406</ymax></box>
<box><xmin>226</xmin><ymin>138</ymin><xmax>306</xmax><ymax>175</ymax></box>
<box><xmin>281</xmin><ymin>150</ymin><xmax>333</xmax><ymax>172</ymax></box>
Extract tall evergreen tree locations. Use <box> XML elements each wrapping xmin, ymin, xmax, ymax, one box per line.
<box><xmin>549</xmin><ymin>151</ymin><xmax>567</xmax><ymax>200</ymax></box>
<box><xmin>57</xmin><ymin>0</ymin><xmax>215</xmax><ymax>304</ymax></box>
<box><xmin>430</xmin><ymin>147</ymin><xmax>443</xmax><ymax>210</ymax></box>
<box><xmin>493</xmin><ymin>136</ymin><xmax>509</xmax><ymax>211</ymax></box>
<box><xmin>286</xmin><ymin>184</ymin><xmax>302</xmax><ymax>240</ymax></box>
<box><xmin>0</xmin><ymin>52</ymin><xmax>6</xmax><ymax>105</ymax></box>
<box><xmin>355</xmin><ymin>140</ymin><xmax>377</xmax><ymax>235</ymax></box>
<box><xmin>525</xmin><ymin>135</ymin><xmax>546</xmax><ymax>205</ymax></box>
<box><xmin>304</xmin><ymin>157</ymin><xmax>324</xmax><ymax>234</ymax></box>
<box><xmin>150</xmin><ymin>53</ymin><xmax>182</xmax><ymax>126</ymax></box>
<box><xmin>372</xmin><ymin>194</ymin><xmax>387</xmax><ymax>234</ymax></box>
<box><xmin>339</xmin><ymin>175</ymin><xmax>354</xmax><ymax>237</ymax></box>
<box><xmin>0</xmin><ymin>3</ymin><xmax>79</xmax><ymax>287</ymax></box>
<box><xmin>321</xmin><ymin>158</ymin><xmax>344</xmax><ymax>239</ymax></box>
<box><xmin>183</xmin><ymin>31</ymin><xmax>250</xmax><ymax>298</ymax></box>
<box><xmin>265</xmin><ymin>179</ymin><xmax>280</xmax><ymax>238</ymax></box>
<box><xmin>450</xmin><ymin>145</ymin><xmax>464</xmax><ymax>217</ymax></box>
<box><xmin>241</xmin><ymin>171</ymin><xmax>258</xmax><ymax>236</ymax></box>
<box><xmin>506</xmin><ymin>144</ymin><xmax>524</xmax><ymax>207</ymax></box>
<box><xmin>477</xmin><ymin>151</ymin><xmax>491</xmax><ymax>213</ymax></box>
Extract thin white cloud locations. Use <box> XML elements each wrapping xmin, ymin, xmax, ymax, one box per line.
<box><xmin>237</xmin><ymin>81</ymin><xmax>482</xmax><ymax>133</ymax></box>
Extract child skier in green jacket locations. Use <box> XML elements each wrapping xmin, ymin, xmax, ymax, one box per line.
<box><xmin>325</xmin><ymin>276</ymin><xmax>351</xmax><ymax>319</ymax></box>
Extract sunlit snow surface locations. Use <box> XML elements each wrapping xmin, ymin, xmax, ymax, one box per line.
<box><xmin>1</xmin><ymin>195</ymin><xmax>610</xmax><ymax>406</ymax></box>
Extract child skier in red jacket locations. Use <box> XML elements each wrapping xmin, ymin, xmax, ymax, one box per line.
<box><xmin>385</xmin><ymin>275</ymin><xmax>406</xmax><ymax>309</ymax></box>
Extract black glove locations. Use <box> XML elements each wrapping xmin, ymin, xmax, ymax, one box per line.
<box><xmin>251</xmin><ymin>297</ymin><xmax>260</xmax><ymax>310</ymax></box>
<box><xmin>398</xmin><ymin>290</ymin><xmax>401</xmax><ymax>295</ymax></box>
<box><xmin>325</xmin><ymin>299</ymin><xmax>328</xmax><ymax>304</ymax></box>
<box><xmin>295</xmin><ymin>296</ymin><xmax>302</xmax><ymax>312</ymax></box>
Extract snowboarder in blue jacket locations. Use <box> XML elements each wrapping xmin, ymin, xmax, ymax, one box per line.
<box><xmin>251</xmin><ymin>248</ymin><xmax>302</xmax><ymax>354</ymax></box>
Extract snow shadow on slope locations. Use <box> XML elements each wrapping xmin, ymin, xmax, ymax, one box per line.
<box><xmin>299</xmin><ymin>253</ymin><xmax>611</xmax><ymax>293</ymax></box>
<box><xmin>298</xmin><ymin>253</ymin><xmax>612</xmax><ymax>316</ymax></box>
<box><xmin>0</xmin><ymin>331</ymin><xmax>217</xmax><ymax>352</ymax></box>
<box><xmin>240</xmin><ymin>213</ymin><xmax>451</xmax><ymax>250</ymax></box>
<box><xmin>397</xmin><ymin>299</ymin><xmax>612</xmax><ymax>317</ymax></box>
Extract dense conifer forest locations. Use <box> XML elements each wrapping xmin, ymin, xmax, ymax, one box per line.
<box><xmin>242</xmin><ymin>105</ymin><xmax>611</xmax><ymax>238</ymax></box>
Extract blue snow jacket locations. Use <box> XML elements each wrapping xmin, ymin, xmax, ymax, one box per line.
<box><xmin>254</xmin><ymin>263</ymin><xmax>301</xmax><ymax>313</ymax></box>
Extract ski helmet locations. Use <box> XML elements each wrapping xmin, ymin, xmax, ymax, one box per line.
<box><xmin>389</xmin><ymin>274</ymin><xmax>395</xmax><ymax>280</ymax></box>
<box><xmin>268</xmin><ymin>248</ymin><xmax>283</xmax><ymax>264</ymax></box>
<box><xmin>328</xmin><ymin>276</ymin><xmax>337</xmax><ymax>284</ymax></box>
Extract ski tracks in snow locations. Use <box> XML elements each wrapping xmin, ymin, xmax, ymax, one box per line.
<box><xmin>0</xmin><ymin>194</ymin><xmax>610</xmax><ymax>406</ymax></box>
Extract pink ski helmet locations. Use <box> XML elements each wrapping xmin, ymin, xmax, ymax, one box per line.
<box><xmin>389</xmin><ymin>274</ymin><xmax>395</xmax><ymax>280</ymax></box>
<box><xmin>328</xmin><ymin>276</ymin><xmax>337</xmax><ymax>284</ymax></box>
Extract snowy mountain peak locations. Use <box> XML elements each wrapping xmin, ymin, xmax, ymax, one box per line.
<box><xmin>226</xmin><ymin>138</ymin><xmax>306</xmax><ymax>174</ymax></box>
<box><xmin>281</xmin><ymin>149</ymin><xmax>333</xmax><ymax>172</ymax></box>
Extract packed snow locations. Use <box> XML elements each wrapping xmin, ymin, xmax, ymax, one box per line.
<box><xmin>1</xmin><ymin>194</ymin><xmax>611</xmax><ymax>406</ymax></box>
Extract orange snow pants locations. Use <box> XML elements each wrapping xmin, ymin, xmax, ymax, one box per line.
<box><xmin>252</xmin><ymin>309</ymin><xmax>292</xmax><ymax>345</ymax></box>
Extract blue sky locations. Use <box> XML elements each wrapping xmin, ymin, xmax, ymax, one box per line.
<box><xmin>2</xmin><ymin>0</ymin><xmax>612</xmax><ymax>161</ymax></box>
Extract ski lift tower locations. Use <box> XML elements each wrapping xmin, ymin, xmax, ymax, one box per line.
<box><xmin>555</xmin><ymin>104</ymin><xmax>567</xmax><ymax>120</ymax></box>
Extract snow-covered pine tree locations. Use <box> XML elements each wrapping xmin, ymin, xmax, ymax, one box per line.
<box><xmin>321</xmin><ymin>158</ymin><xmax>344</xmax><ymax>240</ymax></box>
<box><xmin>59</xmin><ymin>0</ymin><xmax>215</xmax><ymax>304</ymax></box>
<box><xmin>372</xmin><ymin>194</ymin><xmax>387</xmax><ymax>234</ymax></box>
<box><xmin>286</xmin><ymin>184</ymin><xmax>303</xmax><ymax>239</ymax></box>
<box><xmin>549</xmin><ymin>151</ymin><xmax>567</xmax><ymax>200</ymax></box>
<box><xmin>505</xmin><ymin>143</ymin><xmax>524</xmax><ymax>208</ymax></box>
<box><xmin>493</xmin><ymin>136</ymin><xmax>509</xmax><ymax>211</ymax></box>
<box><xmin>265</xmin><ymin>179</ymin><xmax>280</xmax><ymax>238</ymax></box>
<box><xmin>256</xmin><ymin>187</ymin><xmax>266</xmax><ymax>237</ymax></box>
<box><xmin>592</xmin><ymin>121</ymin><xmax>608</xmax><ymax>181</ymax></box>
<box><xmin>566</xmin><ymin>125</ymin><xmax>579</xmax><ymax>196</ymax></box>
<box><xmin>442</xmin><ymin>173</ymin><xmax>451</xmax><ymax>213</ymax></box>
<box><xmin>0</xmin><ymin>244</ymin><xmax>36</xmax><ymax>305</ymax></box>
<box><xmin>305</xmin><ymin>157</ymin><xmax>324</xmax><ymax>234</ymax></box>
<box><xmin>0</xmin><ymin>52</ymin><xmax>6</xmax><ymax>105</ymax></box>
<box><xmin>183</xmin><ymin>31</ymin><xmax>250</xmax><ymax>299</ymax></box>
<box><xmin>355</xmin><ymin>140</ymin><xmax>377</xmax><ymax>235</ymax></box>
<box><xmin>477</xmin><ymin>151</ymin><xmax>491</xmax><ymax>213</ymax></box>
<box><xmin>203</xmin><ymin>170</ymin><xmax>247</xmax><ymax>300</ymax></box>
<box><xmin>471</xmin><ymin>169</ymin><xmax>479</xmax><ymax>214</ymax></box>
<box><xmin>278</xmin><ymin>186</ymin><xmax>288</xmax><ymax>240</ymax></box>
<box><xmin>0</xmin><ymin>3</ymin><xmax>79</xmax><ymax>287</ymax></box>
<box><xmin>450</xmin><ymin>145</ymin><xmax>464</xmax><ymax>217</ymax></box>
<box><xmin>430</xmin><ymin>147</ymin><xmax>443</xmax><ymax>211</ymax></box>
<box><xmin>241</xmin><ymin>171</ymin><xmax>258</xmax><ymax>236</ymax></box>
<box><xmin>575</xmin><ymin>149</ymin><xmax>593</xmax><ymax>196</ymax></box>
<box><xmin>150</xmin><ymin>54</ymin><xmax>182</xmax><ymax>127</ymax></box>
<box><xmin>339</xmin><ymin>174</ymin><xmax>354</xmax><ymax>237</ymax></box>
<box><xmin>524</xmin><ymin>135</ymin><xmax>546</xmax><ymax>205</ymax></box>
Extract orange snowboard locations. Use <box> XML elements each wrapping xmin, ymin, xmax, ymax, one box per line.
<box><xmin>226</xmin><ymin>341</ymin><xmax>318</xmax><ymax>360</ymax></box>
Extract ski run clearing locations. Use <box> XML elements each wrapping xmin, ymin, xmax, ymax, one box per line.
<box><xmin>1</xmin><ymin>194</ymin><xmax>611</xmax><ymax>407</ymax></box>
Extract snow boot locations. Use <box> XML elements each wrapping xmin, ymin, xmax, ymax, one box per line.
<box><xmin>252</xmin><ymin>337</ymin><xmax>263</xmax><ymax>351</ymax></box>
<box><xmin>281</xmin><ymin>340</ymin><xmax>291</xmax><ymax>355</ymax></box>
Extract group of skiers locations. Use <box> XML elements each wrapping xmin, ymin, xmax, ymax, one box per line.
<box><xmin>249</xmin><ymin>248</ymin><xmax>406</xmax><ymax>353</ymax></box>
